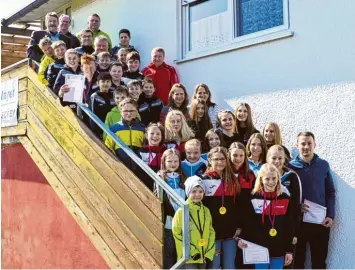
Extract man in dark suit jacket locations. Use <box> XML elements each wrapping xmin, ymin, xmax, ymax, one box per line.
<box><xmin>59</xmin><ymin>14</ymin><xmax>80</xmax><ymax>49</ymax></box>
<box><xmin>27</xmin><ymin>12</ymin><xmax>70</xmax><ymax>63</ymax></box>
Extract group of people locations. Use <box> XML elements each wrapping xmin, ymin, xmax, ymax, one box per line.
<box><xmin>28</xmin><ymin>11</ymin><xmax>336</xmax><ymax>270</ymax></box>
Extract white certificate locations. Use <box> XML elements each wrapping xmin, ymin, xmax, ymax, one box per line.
<box><xmin>303</xmin><ymin>199</ymin><xmax>327</xmax><ymax>224</ymax></box>
<box><xmin>240</xmin><ymin>239</ymin><xmax>270</xmax><ymax>265</ymax></box>
<box><xmin>63</xmin><ymin>74</ymin><xmax>85</xmax><ymax>102</ymax></box>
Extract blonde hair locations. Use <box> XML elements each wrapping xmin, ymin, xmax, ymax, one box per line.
<box><xmin>266</xmin><ymin>144</ymin><xmax>285</xmax><ymax>162</ymax></box>
<box><xmin>206</xmin><ymin>147</ymin><xmax>240</xmax><ymax>194</ymax></box>
<box><xmin>185</xmin><ymin>138</ymin><xmax>201</xmax><ymax>151</ymax></box>
<box><xmin>263</xmin><ymin>122</ymin><xmax>283</xmax><ymax>145</ymax></box>
<box><xmin>165</xmin><ymin>110</ymin><xmax>195</xmax><ymax>142</ymax></box>
<box><xmin>159</xmin><ymin>148</ymin><xmax>185</xmax><ymax>181</ymax></box>
<box><xmin>252</xmin><ymin>163</ymin><xmax>282</xmax><ymax>195</ymax></box>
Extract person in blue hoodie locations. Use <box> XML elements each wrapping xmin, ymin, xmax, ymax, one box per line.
<box><xmin>181</xmin><ymin>139</ymin><xmax>208</xmax><ymax>177</ymax></box>
<box><xmin>288</xmin><ymin>132</ymin><xmax>335</xmax><ymax>269</ymax></box>
<box><xmin>157</xmin><ymin>148</ymin><xmax>186</xmax><ymax>269</ymax></box>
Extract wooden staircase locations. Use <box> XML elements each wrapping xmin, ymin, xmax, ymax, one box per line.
<box><xmin>1</xmin><ymin>63</ymin><xmax>164</xmax><ymax>269</ymax></box>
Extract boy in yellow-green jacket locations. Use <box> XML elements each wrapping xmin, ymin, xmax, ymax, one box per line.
<box><xmin>173</xmin><ymin>175</ymin><xmax>215</xmax><ymax>269</ymax></box>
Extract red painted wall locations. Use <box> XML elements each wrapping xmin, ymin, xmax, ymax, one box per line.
<box><xmin>1</xmin><ymin>143</ymin><xmax>109</xmax><ymax>269</ymax></box>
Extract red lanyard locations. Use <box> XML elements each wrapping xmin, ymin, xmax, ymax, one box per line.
<box><xmin>262</xmin><ymin>193</ymin><xmax>277</xmax><ymax>227</ymax></box>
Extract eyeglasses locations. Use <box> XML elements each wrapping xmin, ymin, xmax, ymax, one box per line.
<box><xmin>211</xmin><ymin>158</ymin><xmax>226</xmax><ymax>162</ymax></box>
<box><xmin>122</xmin><ymin>110</ymin><xmax>137</xmax><ymax>113</ymax></box>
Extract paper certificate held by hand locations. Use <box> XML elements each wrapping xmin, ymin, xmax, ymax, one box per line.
<box><xmin>303</xmin><ymin>199</ymin><xmax>327</xmax><ymax>224</ymax></box>
<box><xmin>240</xmin><ymin>239</ymin><xmax>270</xmax><ymax>265</ymax></box>
<box><xmin>63</xmin><ymin>74</ymin><xmax>85</xmax><ymax>103</ymax></box>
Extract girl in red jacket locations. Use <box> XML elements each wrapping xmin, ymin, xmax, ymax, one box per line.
<box><xmin>238</xmin><ymin>163</ymin><xmax>294</xmax><ymax>269</ymax></box>
<box><xmin>201</xmin><ymin>146</ymin><xmax>241</xmax><ymax>269</ymax></box>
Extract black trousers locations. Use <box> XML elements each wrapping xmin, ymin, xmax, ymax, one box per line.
<box><xmin>294</xmin><ymin>222</ymin><xmax>330</xmax><ymax>269</ymax></box>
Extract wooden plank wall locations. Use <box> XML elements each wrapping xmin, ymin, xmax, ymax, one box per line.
<box><xmin>1</xmin><ymin>34</ymin><xmax>29</xmax><ymax>69</ymax></box>
<box><xmin>1</xmin><ymin>67</ymin><xmax>164</xmax><ymax>269</ymax></box>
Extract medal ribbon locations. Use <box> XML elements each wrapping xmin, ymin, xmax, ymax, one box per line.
<box><xmin>221</xmin><ymin>179</ymin><xmax>225</xmax><ymax>207</ymax></box>
<box><xmin>262</xmin><ymin>192</ymin><xmax>277</xmax><ymax>228</ymax></box>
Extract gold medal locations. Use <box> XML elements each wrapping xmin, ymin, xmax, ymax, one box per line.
<box><xmin>269</xmin><ymin>228</ymin><xmax>277</xmax><ymax>237</ymax></box>
<box><xmin>219</xmin><ymin>206</ymin><xmax>227</xmax><ymax>215</ymax></box>
<box><xmin>198</xmin><ymin>238</ymin><xmax>206</xmax><ymax>247</ymax></box>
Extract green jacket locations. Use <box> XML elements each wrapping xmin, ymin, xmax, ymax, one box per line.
<box><xmin>172</xmin><ymin>198</ymin><xmax>215</xmax><ymax>264</ymax></box>
<box><xmin>103</xmin><ymin>106</ymin><xmax>141</xmax><ymax>140</ymax></box>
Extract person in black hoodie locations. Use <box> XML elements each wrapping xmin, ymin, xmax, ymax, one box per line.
<box><xmin>75</xmin><ymin>29</ymin><xmax>95</xmax><ymax>58</ymax></box>
<box><xmin>122</xmin><ymin>51</ymin><xmax>143</xmax><ymax>84</ymax></box>
<box><xmin>47</xmin><ymin>40</ymin><xmax>66</xmax><ymax>90</ymax></box>
<box><xmin>201</xmin><ymin>146</ymin><xmax>241</xmax><ymax>269</ymax></box>
<box><xmin>238</xmin><ymin>163</ymin><xmax>294</xmax><ymax>269</ymax></box>
<box><xmin>229</xmin><ymin>142</ymin><xmax>256</xmax><ymax>269</ymax></box>
<box><xmin>233</xmin><ymin>102</ymin><xmax>259</xmax><ymax>145</ymax></box>
<box><xmin>89</xmin><ymin>72</ymin><xmax>115</xmax><ymax>138</ymax></box>
<box><xmin>267</xmin><ymin>144</ymin><xmax>302</xmax><ymax>266</ymax></box>
<box><xmin>217</xmin><ymin>110</ymin><xmax>242</xmax><ymax>148</ymax></box>
<box><xmin>189</xmin><ymin>99</ymin><xmax>213</xmax><ymax>142</ymax></box>
<box><xmin>138</xmin><ymin>78</ymin><xmax>163</xmax><ymax>126</ymax></box>
<box><xmin>54</xmin><ymin>49</ymin><xmax>83</xmax><ymax>112</ymax></box>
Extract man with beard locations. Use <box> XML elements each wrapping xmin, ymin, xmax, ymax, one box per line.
<box><xmin>289</xmin><ymin>132</ymin><xmax>336</xmax><ymax>269</ymax></box>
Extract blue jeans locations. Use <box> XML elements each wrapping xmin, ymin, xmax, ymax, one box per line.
<box><xmin>209</xmin><ymin>239</ymin><xmax>237</xmax><ymax>269</ymax></box>
<box><xmin>255</xmin><ymin>257</ymin><xmax>284</xmax><ymax>269</ymax></box>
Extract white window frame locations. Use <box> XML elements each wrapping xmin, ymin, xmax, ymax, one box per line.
<box><xmin>177</xmin><ymin>0</ymin><xmax>293</xmax><ymax>63</ymax></box>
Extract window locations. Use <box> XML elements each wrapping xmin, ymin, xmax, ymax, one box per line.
<box><xmin>180</xmin><ymin>0</ymin><xmax>290</xmax><ymax>60</ymax></box>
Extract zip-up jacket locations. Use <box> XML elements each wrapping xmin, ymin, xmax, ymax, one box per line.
<box><xmin>142</xmin><ymin>62</ymin><xmax>179</xmax><ymax>104</ymax></box>
<box><xmin>138</xmin><ymin>95</ymin><xmax>163</xmax><ymax>126</ymax></box>
<box><xmin>47</xmin><ymin>58</ymin><xmax>65</xmax><ymax>89</ymax></box>
<box><xmin>158</xmin><ymin>172</ymin><xmax>186</xmax><ymax>228</ymax></box>
<box><xmin>89</xmin><ymin>91</ymin><xmax>115</xmax><ymax>138</ymax></box>
<box><xmin>123</xmin><ymin>70</ymin><xmax>144</xmax><ymax>80</ymax></box>
<box><xmin>233</xmin><ymin>166</ymin><xmax>255</xmax><ymax>230</ymax></box>
<box><xmin>281</xmin><ymin>168</ymin><xmax>302</xmax><ymax>236</ymax></box>
<box><xmin>239</xmin><ymin>191</ymin><xmax>294</xmax><ymax>257</ymax></box>
<box><xmin>181</xmin><ymin>157</ymin><xmax>208</xmax><ymax>177</ymax></box>
<box><xmin>105</xmin><ymin>118</ymin><xmax>145</xmax><ymax>169</ymax></box>
<box><xmin>208</xmin><ymin>104</ymin><xmax>219</xmax><ymax>129</ymax></box>
<box><xmin>139</xmin><ymin>144</ymin><xmax>167</xmax><ymax>172</ymax></box>
<box><xmin>38</xmin><ymin>55</ymin><xmax>55</xmax><ymax>85</ymax></box>
<box><xmin>75</xmin><ymin>46</ymin><xmax>95</xmax><ymax>57</ymax></box>
<box><xmin>173</xmin><ymin>198</ymin><xmax>216</xmax><ymax>264</ymax></box>
<box><xmin>248</xmin><ymin>158</ymin><xmax>263</xmax><ymax>177</ymax></box>
<box><xmin>53</xmin><ymin>65</ymin><xmax>83</xmax><ymax>112</ymax></box>
<box><xmin>201</xmin><ymin>171</ymin><xmax>241</xmax><ymax>240</ymax></box>
<box><xmin>288</xmin><ymin>154</ymin><xmax>335</xmax><ymax>219</ymax></box>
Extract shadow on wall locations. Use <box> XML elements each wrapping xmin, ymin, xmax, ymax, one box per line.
<box><xmin>226</xmin><ymin>81</ymin><xmax>355</xmax><ymax>268</ymax></box>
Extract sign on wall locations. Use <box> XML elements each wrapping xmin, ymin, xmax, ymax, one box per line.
<box><xmin>1</xmin><ymin>77</ymin><xmax>19</xmax><ymax>128</ymax></box>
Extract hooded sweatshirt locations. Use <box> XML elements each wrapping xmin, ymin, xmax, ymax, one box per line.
<box><xmin>288</xmin><ymin>154</ymin><xmax>335</xmax><ymax>219</ymax></box>
<box><xmin>173</xmin><ymin>198</ymin><xmax>215</xmax><ymax>264</ymax></box>
<box><xmin>181</xmin><ymin>157</ymin><xmax>208</xmax><ymax>177</ymax></box>
<box><xmin>239</xmin><ymin>191</ymin><xmax>294</xmax><ymax>257</ymax></box>
<box><xmin>201</xmin><ymin>171</ymin><xmax>241</xmax><ymax>239</ymax></box>
<box><xmin>159</xmin><ymin>172</ymin><xmax>186</xmax><ymax>229</ymax></box>
<box><xmin>281</xmin><ymin>168</ymin><xmax>302</xmax><ymax>235</ymax></box>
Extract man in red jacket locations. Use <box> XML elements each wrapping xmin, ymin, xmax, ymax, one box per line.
<box><xmin>142</xmin><ymin>47</ymin><xmax>179</xmax><ymax>104</ymax></box>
